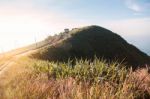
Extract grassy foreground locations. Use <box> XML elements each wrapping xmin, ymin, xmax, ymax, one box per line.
<box><xmin>3</xmin><ymin>58</ymin><xmax>150</xmax><ymax>99</ymax></box>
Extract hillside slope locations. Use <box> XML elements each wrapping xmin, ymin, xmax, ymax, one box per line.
<box><xmin>32</xmin><ymin>25</ymin><xmax>150</xmax><ymax>68</ymax></box>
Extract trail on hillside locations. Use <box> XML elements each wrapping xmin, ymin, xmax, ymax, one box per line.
<box><xmin>0</xmin><ymin>49</ymin><xmax>36</xmax><ymax>76</ymax></box>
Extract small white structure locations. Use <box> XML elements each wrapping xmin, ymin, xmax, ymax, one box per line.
<box><xmin>64</xmin><ymin>28</ymin><xmax>71</xmax><ymax>38</ymax></box>
<box><xmin>64</xmin><ymin>28</ymin><xmax>69</xmax><ymax>33</ymax></box>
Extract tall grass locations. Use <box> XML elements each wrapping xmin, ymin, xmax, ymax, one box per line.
<box><xmin>5</xmin><ymin>58</ymin><xmax>150</xmax><ymax>99</ymax></box>
<box><xmin>32</xmin><ymin>59</ymin><xmax>128</xmax><ymax>83</ymax></box>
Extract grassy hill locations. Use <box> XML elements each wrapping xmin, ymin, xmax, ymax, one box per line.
<box><xmin>1</xmin><ymin>25</ymin><xmax>150</xmax><ymax>99</ymax></box>
<box><xmin>32</xmin><ymin>25</ymin><xmax>150</xmax><ymax>68</ymax></box>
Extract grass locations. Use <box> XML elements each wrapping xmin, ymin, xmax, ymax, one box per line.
<box><xmin>0</xmin><ymin>56</ymin><xmax>32</xmax><ymax>98</ymax></box>
<box><xmin>3</xmin><ymin>58</ymin><xmax>150</xmax><ymax>99</ymax></box>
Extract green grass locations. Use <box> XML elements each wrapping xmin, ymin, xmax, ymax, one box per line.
<box><xmin>32</xmin><ymin>59</ymin><xmax>128</xmax><ymax>83</ymax></box>
<box><xmin>4</xmin><ymin>58</ymin><xmax>150</xmax><ymax>99</ymax></box>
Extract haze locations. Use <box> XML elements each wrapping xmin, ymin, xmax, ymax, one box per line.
<box><xmin>0</xmin><ymin>0</ymin><xmax>150</xmax><ymax>55</ymax></box>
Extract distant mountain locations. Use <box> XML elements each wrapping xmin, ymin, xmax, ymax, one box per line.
<box><xmin>32</xmin><ymin>25</ymin><xmax>150</xmax><ymax>68</ymax></box>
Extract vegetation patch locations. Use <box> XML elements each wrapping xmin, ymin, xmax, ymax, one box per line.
<box><xmin>5</xmin><ymin>58</ymin><xmax>150</xmax><ymax>99</ymax></box>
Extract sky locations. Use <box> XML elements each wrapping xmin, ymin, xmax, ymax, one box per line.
<box><xmin>0</xmin><ymin>0</ymin><xmax>150</xmax><ymax>54</ymax></box>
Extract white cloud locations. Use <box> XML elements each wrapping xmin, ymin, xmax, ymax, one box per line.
<box><xmin>124</xmin><ymin>0</ymin><xmax>150</xmax><ymax>13</ymax></box>
<box><xmin>125</xmin><ymin>0</ymin><xmax>142</xmax><ymax>12</ymax></box>
<box><xmin>129</xmin><ymin>3</ymin><xmax>141</xmax><ymax>12</ymax></box>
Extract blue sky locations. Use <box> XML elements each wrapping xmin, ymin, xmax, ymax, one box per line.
<box><xmin>0</xmin><ymin>0</ymin><xmax>150</xmax><ymax>54</ymax></box>
<box><xmin>35</xmin><ymin>0</ymin><xmax>150</xmax><ymax>19</ymax></box>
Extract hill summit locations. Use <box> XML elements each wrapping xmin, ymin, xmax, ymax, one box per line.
<box><xmin>32</xmin><ymin>25</ymin><xmax>150</xmax><ymax>68</ymax></box>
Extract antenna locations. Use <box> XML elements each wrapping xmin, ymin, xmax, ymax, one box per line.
<box><xmin>34</xmin><ymin>33</ymin><xmax>37</xmax><ymax>48</ymax></box>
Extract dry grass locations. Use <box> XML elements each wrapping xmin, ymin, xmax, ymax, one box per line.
<box><xmin>2</xmin><ymin>58</ymin><xmax>150</xmax><ymax>99</ymax></box>
<box><xmin>0</xmin><ymin>56</ymin><xmax>32</xmax><ymax>98</ymax></box>
<box><xmin>5</xmin><ymin>72</ymin><xmax>150</xmax><ymax>99</ymax></box>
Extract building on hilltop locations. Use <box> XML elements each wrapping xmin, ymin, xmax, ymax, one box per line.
<box><xmin>64</xmin><ymin>28</ymin><xmax>71</xmax><ymax>38</ymax></box>
<box><xmin>64</xmin><ymin>28</ymin><xmax>69</xmax><ymax>33</ymax></box>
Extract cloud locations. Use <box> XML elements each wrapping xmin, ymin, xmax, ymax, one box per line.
<box><xmin>125</xmin><ymin>0</ymin><xmax>150</xmax><ymax>13</ymax></box>
<box><xmin>125</xmin><ymin>0</ymin><xmax>142</xmax><ymax>12</ymax></box>
<box><xmin>128</xmin><ymin>4</ymin><xmax>141</xmax><ymax>12</ymax></box>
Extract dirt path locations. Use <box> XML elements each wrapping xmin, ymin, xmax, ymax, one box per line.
<box><xmin>0</xmin><ymin>60</ymin><xmax>14</xmax><ymax>75</ymax></box>
<box><xmin>0</xmin><ymin>49</ymin><xmax>36</xmax><ymax>77</ymax></box>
